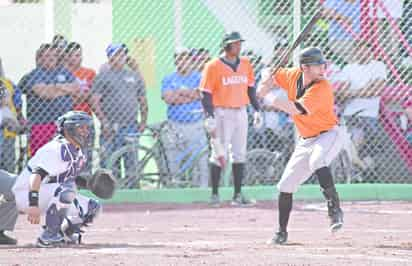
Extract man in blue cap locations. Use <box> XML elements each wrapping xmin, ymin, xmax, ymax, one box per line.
<box><xmin>91</xmin><ymin>44</ymin><xmax>148</xmax><ymax>179</ymax></box>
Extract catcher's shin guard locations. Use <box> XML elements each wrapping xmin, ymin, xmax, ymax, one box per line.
<box><xmin>37</xmin><ymin>204</ymin><xmax>66</xmax><ymax>247</ymax></box>
<box><xmin>61</xmin><ymin>218</ymin><xmax>83</xmax><ymax>245</ymax></box>
<box><xmin>82</xmin><ymin>199</ymin><xmax>102</xmax><ymax>225</ymax></box>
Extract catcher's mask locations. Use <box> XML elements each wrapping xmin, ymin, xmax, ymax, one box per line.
<box><xmin>57</xmin><ymin>111</ymin><xmax>93</xmax><ymax>149</ymax></box>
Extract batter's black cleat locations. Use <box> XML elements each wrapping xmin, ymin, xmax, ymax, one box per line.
<box><xmin>0</xmin><ymin>231</ymin><xmax>17</xmax><ymax>245</ymax></box>
<box><xmin>231</xmin><ymin>193</ymin><xmax>256</xmax><ymax>207</ymax></box>
<box><xmin>269</xmin><ymin>231</ymin><xmax>288</xmax><ymax>245</ymax></box>
<box><xmin>329</xmin><ymin>207</ymin><xmax>344</xmax><ymax>232</ymax></box>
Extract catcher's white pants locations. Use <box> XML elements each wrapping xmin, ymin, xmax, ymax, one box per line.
<box><xmin>211</xmin><ymin>107</ymin><xmax>248</xmax><ymax>165</ymax></box>
<box><xmin>277</xmin><ymin>125</ymin><xmax>344</xmax><ymax>193</ymax></box>
<box><xmin>12</xmin><ymin>169</ymin><xmax>92</xmax><ymax>221</ymax></box>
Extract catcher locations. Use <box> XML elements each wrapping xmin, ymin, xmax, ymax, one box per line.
<box><xmin>0</xmin><ymin>111</ymin><xmax>116</xmax><ymax>247</ymax></box>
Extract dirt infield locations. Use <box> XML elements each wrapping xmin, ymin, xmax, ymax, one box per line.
<box><xmin>1</xmin><ymin>201</ymin><xmax>412</xmax><ymax>266</ymax></box>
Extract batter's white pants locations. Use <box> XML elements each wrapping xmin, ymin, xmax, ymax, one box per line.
<box><xmin>277</xmin><ymin>125</ymin><xmax>344</xmax><ymax>193</ymax></box>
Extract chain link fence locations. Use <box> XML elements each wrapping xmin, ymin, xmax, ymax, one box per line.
<box><xmin>0</xmin><ymin>0</ymin><xmax>410</xmax><ymax>188</ymax></box>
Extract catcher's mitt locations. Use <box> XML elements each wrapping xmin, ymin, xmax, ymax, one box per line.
<box><xmin>87</xmin><ymin>169</ymin><xmax>117</xmax><ymax>199</ymax></box>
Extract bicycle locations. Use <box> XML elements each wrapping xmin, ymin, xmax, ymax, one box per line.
<box><xmin>106</xmin><ymin>121</ymin><xmax>210</xmax><ymax>189</ymax></box>
<box><xmin>244</xmin><ymin>122</ymin><xmax>295</xmax><ymax>185</ymax></box>
<box><xmin>330</xmin><ymin>109</ymin><xmax>379</xmax><ymax>183</ymax></box>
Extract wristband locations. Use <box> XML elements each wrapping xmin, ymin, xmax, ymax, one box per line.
<box><xmin>29</xmin><ymin>191</ymin><xmax>39</xmax><ymax>207</ymax></box>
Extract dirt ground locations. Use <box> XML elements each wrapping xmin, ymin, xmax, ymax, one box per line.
<box><xmin>1</xmin><ymin>201</ymin><xmax>412</xmax><ymax>266</ymax></box>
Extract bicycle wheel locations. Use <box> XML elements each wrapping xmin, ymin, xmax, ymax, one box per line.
<box><xmin>107</xmin><ymin>144</ymin><xmax>163</xmax><ymax>189</ymax></box>
<box><xmin>245</xmin><ymin>149</ymin><xmax>283</xmax><ymax>185</ymax></box>
<box><xmin>184</xmin><ymin>145</ymin><xmax>209</xmax><ymax>188</ymax></box>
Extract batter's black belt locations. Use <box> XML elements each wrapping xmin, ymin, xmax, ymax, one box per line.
<box><xmin>26</xmin><ymin>165</ymin><xmax>57</xmax><ymax>183</ymax></box>
<box><xmin>302</xmin><ymin>130</ymin><xmax>328</xmax><ymax>140</ymax></box>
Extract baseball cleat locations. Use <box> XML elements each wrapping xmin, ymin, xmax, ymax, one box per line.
<box><xmin>268</xmin><ymin>231</ymin><xmax>288</xmax><ymax>245</ymax></box>
<box><xmin>36</xmin><ymin>231</ymin><xmax>64</xmax><ymax>248</ymax></box>
<box><xmin>231</xmin><ymin>193</ymin><xmax>256</xmax><ymax>207</ymax></box>
<box><xmin>209</xmin><ymin>194</ymin><xmax>221</xmax><ymax>207</ymax></box>
<box><xmin>0</xmin><ymin>231</ymin><xmax>17</xmax><ymax>245</ymax></box>
<box><xmin>329</xmin><ymin>208</ymin><xmax>344</xmax><ymax>233</ymax></box>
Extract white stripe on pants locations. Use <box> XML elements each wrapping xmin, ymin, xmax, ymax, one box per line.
<box><xmin>211</xmin><ymin>107</ymin><xmax>248</xmax><ymax>165</ymax></box>
<box><xmin>277</xmin><ymin>126</ymin><xmax>344</xmax><ymax>193</ymax></box>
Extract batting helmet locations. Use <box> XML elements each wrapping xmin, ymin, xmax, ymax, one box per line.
<box><xmin>222</xmin><ymin>31</ymin><xmax>245</xmax><ymax>49</ymax></box>
<box><xmin>299</xmin><ymin>47</ymin><xmax>326</xmax><ymax>65</ymax></box>
<box><xmin>57</xmin><ymin>111</ymin><xmax>93</xmax><ymax>149</ymax></box>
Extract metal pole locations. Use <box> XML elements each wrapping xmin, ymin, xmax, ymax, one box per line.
<box><xmin>293</xmin><ymin>0</ymin><xmax>301</xmax><ymax>66</ymax></box>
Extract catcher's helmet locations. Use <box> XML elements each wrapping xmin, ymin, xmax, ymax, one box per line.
<box><xmin>57</xmin><ymin>111</ymin><xmax>93</xmax><ymax>148</ymax></box>
<box><xmin>299</xmin><ymin>47</ymin><xmax>326</xmax><ymax>65</ymax></box>
<box><xmin>222</xmin><ymin>31</ymin><xmax>245</xmax><ymax>49</ymax></box>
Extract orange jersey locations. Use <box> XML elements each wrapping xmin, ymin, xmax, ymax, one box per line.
<box><xmin>73</xmin><ymin>67</ymin><xmax>96</xmax><ymax>115</ymax></box>
<box><xmin>273</xmin><ymin>67</ymin><xmax>338</xmax><ymax>138</ymax></box>
<box><xmin>200</xmin><ymin>57</ymin><xmax>255</xmax><ymax>108</ymax></box>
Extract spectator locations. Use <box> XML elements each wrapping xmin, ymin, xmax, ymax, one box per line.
<box><xmin>334</xmin><ymin>41</ymin><xmax>388</xmax><ymax>167</ymax></box>
<box><xmin>98</xmin><ymin>43</ymin><xmax>145</xmax><ymax>79</ymax></box>
<box><xmin>62</xmin><ymin>42</ymin><xmax>96</xmax><ymax>173</ymax></box>
<box><xmin>18</xmin><ymin>43</ymin><xmax>79</xmax><ymax>155</ymax></box>
<box><xmin>322</xmin><ymin>0</ymin><xmax>361</xmax><ymax>64</ymax></box>
<box><xmin>403</xmin><ymin>100</ymin><xmax>412</xmax><ymax>145</ymax></box>
<box><xmin>241</xmin><ymin>49</ymin><xmax>265</xmax><ymax>83</ymax></box>
<box><xmin>191</xmin><ymin>48</ymin><xmax>211</xmax><ymax>72</ymax></box>
<box><xmin>52</xmin><ymin>34</ymin><xmax>68</xmax><ymax>66</ymax></box>
<box><xmin>401</xmin><ymin>0</ymin><xmax>412</xmax><ymax>66</ymax></box>
<box><xmin>161</xmin><ymin>48</ymin><xmax>209</xmax><ymax>187</ymax></box>
<box><xmin>0</xmin><ymin>82</ymin><xmax>18</xmax><ymax>171</ymax></box>
<box><xmin>0</xmin><ymin>76</ymin><xmax>25</xmax><ymax>173</ymax></box>
<box><xmin>251</xmin><ymin>43</ymin><xmax>294</xmax><ymax>154</ymax></box>
<box><xmin>91</xmin><ymin>43</ymin><xmax>148</xmax><ymax>176</ymax></box>
<box><xmin>368</xmin><ymin>0</ymin><xmax>403</xmax><ymax>58</ymax></box>
<box><xmin>335</xmin><ymin>41</ymin><xmax>387</xmax><ymax>111</ymax></box>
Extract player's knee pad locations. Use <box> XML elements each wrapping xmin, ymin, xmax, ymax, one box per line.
<box><xmin>83</xmin><ymin>199</ymin><xmax>102</xmax><ymax>225</ymax></box>
<box><xmin>59</xmin><ymin>188</ymin><xmax>76</xmax><ymax>205</ymax></box>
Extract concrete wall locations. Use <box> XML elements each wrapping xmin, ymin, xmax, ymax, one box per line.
<box><xmin>0</xmin><ymin>2</ymin><xmax>112</xmax><ymax>82</ymax></box>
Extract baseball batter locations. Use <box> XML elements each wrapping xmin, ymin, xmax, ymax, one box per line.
<box><xmin>200</xmin><ymin>31</ymin><xmax>262</xmax><ymax>206</ymax></box>
<box><xmin>258</xmin><ymin>47</ymin><xmax>344</xmax><ymax>244</ymax></box>
<box><xmin>0</xmin><ymin>111</ymin><xmax>101</xmax><ymax>247</ymax></box>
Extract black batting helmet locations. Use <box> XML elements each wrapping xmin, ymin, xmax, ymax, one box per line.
<box><xmin>299</xmin><ymin>47</ymin><xmax>327</xmax><ymax>66</ymax></box>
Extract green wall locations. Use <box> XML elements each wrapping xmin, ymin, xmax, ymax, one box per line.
<box><xmin>112</xmin><ymin>0</ymin><xmax>224</xmax><ymax>123</ymax></box>
<box><xmin>181</xmin><ymin>0</ymin><xmax>224</xmax><ymax>55</ymax></box>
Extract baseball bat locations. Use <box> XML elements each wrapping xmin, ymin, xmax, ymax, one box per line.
<box><xmin>270</xmin><ymin>10</ymin><xmax>322</xmax><ymax>75</ymax></box>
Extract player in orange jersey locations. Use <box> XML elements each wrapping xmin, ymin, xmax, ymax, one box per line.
<box><xmin>200</xmin><ymin>32</ymin><xmax>262</xmax><ymax>207</ymax></box>
<box><xmin>258</xmin><ymin>47</ymin><xmax>344</xmax><ymax>245</ymax></box>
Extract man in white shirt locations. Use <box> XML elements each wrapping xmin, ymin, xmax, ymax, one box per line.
<box><xmin>368</xmin><ymin>0</ymin><xmax>403</xmax><ymax>58</ymax></box>
<box><xmin>334</xmin><ymin>42</ymin><xmax>387</xmax><ymax>117</ymax></box>
<box><xmin>334</xmin><ymin>41</ymin><xmax>387</xmax><ymax>168</ymax></box>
